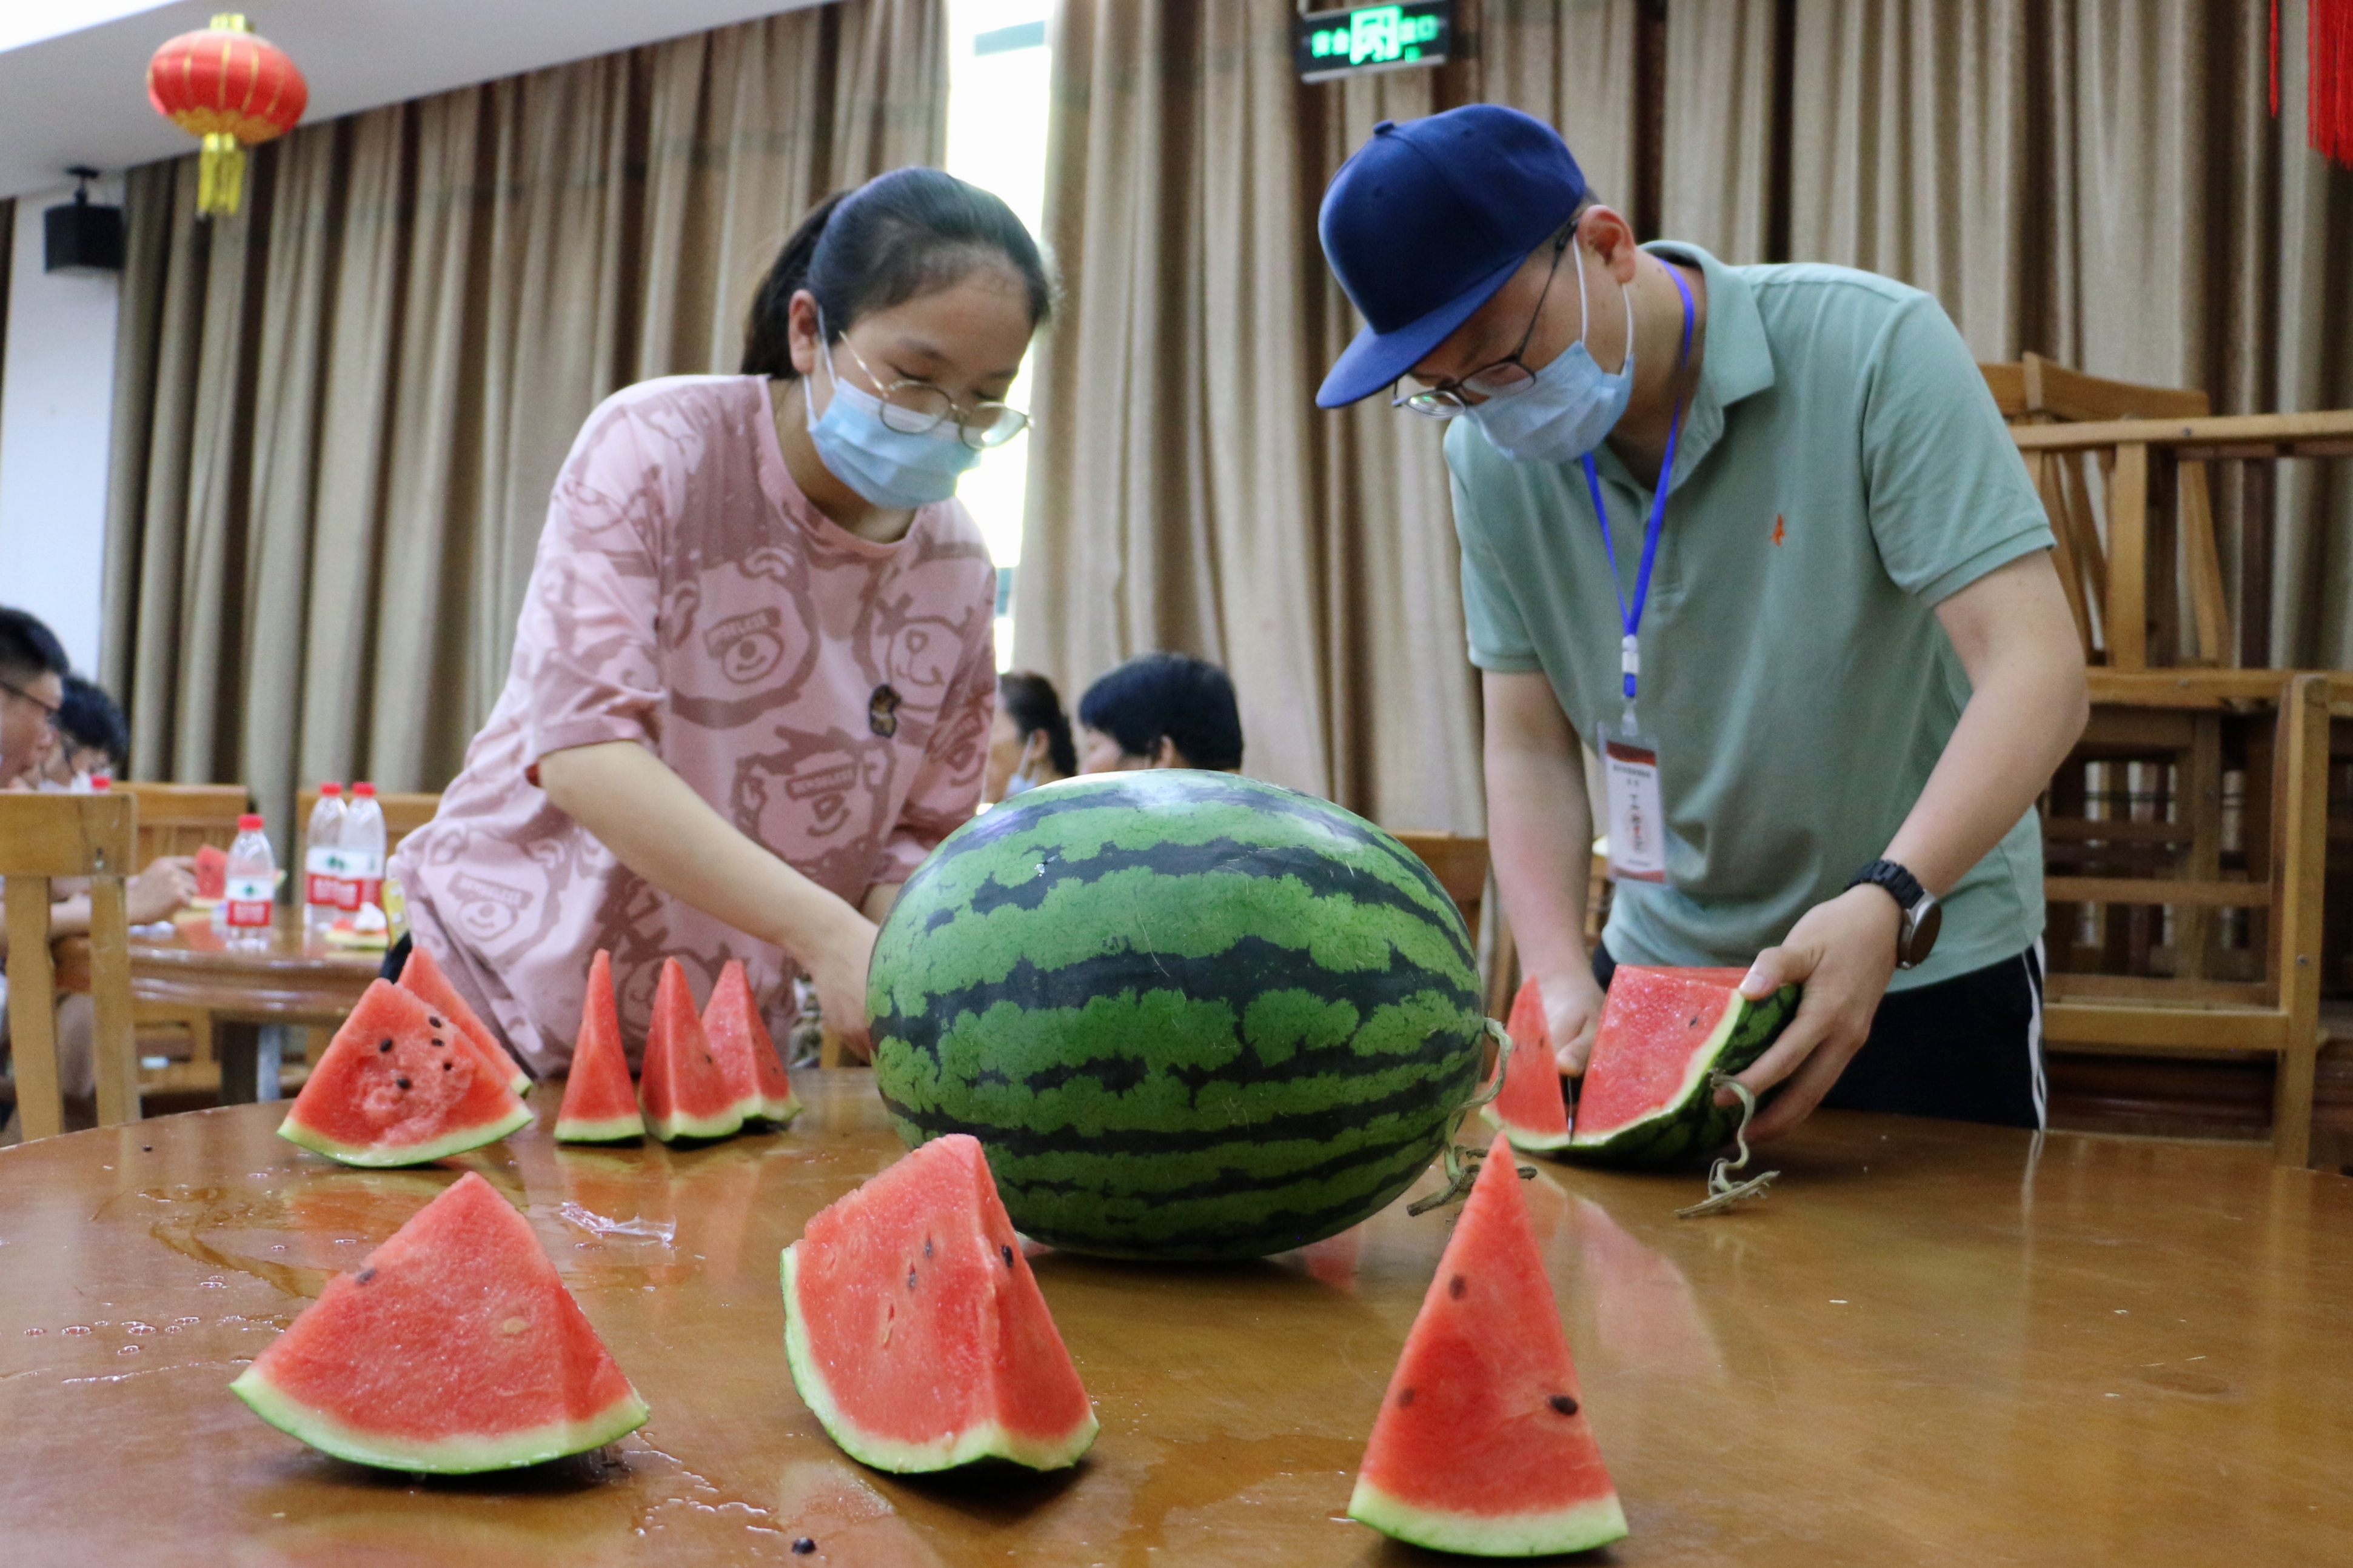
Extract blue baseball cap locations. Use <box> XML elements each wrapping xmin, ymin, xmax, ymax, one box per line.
<box><xmin>1316</xmin><ymin>105</ymin><xmax>1587</xmax><ymax>409</ymax></box>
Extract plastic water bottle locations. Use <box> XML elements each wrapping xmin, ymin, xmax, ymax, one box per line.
<box><xmin>224</xmin><ymin>813</ymin><xmax>276</xmax><ymax>950</ymax></box>
<box><xmin>303</xmin><ymin>782</ymin><xmax>347</xmax><ymax>936</ymax></box>
<box><xmin>344</xmin><ymin>782</ymin><xmax>387</xmax><ymax>917</ymax></box>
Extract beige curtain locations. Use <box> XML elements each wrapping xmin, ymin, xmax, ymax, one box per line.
<box><xmin>102</xmin><ymin>0</ymin><xmax>945</xmax><ymax>839</ymax></box>
<box><xmin>1019</xmin><ymin>1</ymin><xmax>1488</xmax><ymax>831</ymax></box>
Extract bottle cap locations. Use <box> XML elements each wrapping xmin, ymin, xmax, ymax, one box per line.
<box><xmin>320</xmin><ymin>781</ymin><xmax>343</xmax><ymax>796</ymax></box>
<box><xmin>238</xmin><ymin>813</ymin><xmax>263</xmax><ymax>831</ymax></box>
<box><xmin>90</xmin><ymin>774</ymin><xmax>112</xmax><ymax>791</ymax></box>
<box><xmin>352</xmin><ymin>781</ymin><xmax>377</xmax><ymax>797</ymax></box>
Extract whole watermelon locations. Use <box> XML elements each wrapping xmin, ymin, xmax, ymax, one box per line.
<box><xmin>868</xmin><ymin>772</ymin><xmax>1490</xmax><ymax>1261</ymax></box>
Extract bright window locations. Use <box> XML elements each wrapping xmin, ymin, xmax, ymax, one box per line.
<box><xmin>944</xmin><ymin>0</ymin><xmax>1053</xmax><ymax>671</ymax></box>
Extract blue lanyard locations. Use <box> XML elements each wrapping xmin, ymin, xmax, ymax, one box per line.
<box><xmin>1581</xmin><ymin>265</ymin><xmax>1696</xmax><ymax>707</ymax></box>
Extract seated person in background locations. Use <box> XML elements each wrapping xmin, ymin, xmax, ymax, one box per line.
<box><xmin>49</xmin><ymin>675</ymin><xmax>130</xmax><ymax>787</ymax></box>
<box><xmin>0</xmin><ymin>613</ymin><xmax>192</xmax><ymax>1134</ymax></box>
<box><xmin>985</xmin><ymin>670</ymin><xmax>1078</xmax><ymax>802</ymax></box>
<box><xmin>1076</xmin><ymin>652</ymin><xmax>1245</xmax><ymax>774</ymax></box>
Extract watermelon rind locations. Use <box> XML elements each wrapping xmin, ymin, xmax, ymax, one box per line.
<box><xmin>1479</xmin><ymin>1101</ymin><xmax>1573</xmax><ymax>1153</ymax></box>
<box><xmin>229</xmin><ymin>1365</ymin><xmax>647</xmax><ymax>1475</ymax></box>
<box><xmin>644</xmin><ymin>1104</ymin><xmax>745</xmax><ymax>1143</ymax></box>
<box><xmin>278</xmin><ymin>1101</ymin><xmax>532</xmax><ymax>1168</ymax></box>
<box><xmin>552</xmin><ymin>1112</ymin><xmax>646</xmax><ymax>1145</ymax></box>
<box><xmin>1347</xmin><ymin>1480</ymin><xmax>1630</xmax><ymax>1558</ymax></box>
<box><xmin>1564</xmin><ymin>981</ymin><xmax>1801</xmax><ymax>1167</ymax></box>
<box><xmin>780</xmin><ymin>1243</ymin><xmax>1097</xmax><ymax>1473</ymax></box>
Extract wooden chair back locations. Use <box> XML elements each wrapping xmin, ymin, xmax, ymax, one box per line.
<box><xmin>115</xmin><ymin>781</ymin><xmax>248</xmax><ymax>864</ymax></box>
<box><xmin>1</xmin><ymin>794</ymin><xmax>141</xmax><ymax>1138</ymax></box>
<box><xmin>2041</xmin><ymin>671</ymin><xmax>2333</xmax><ymax>1164</ymax></box>
<box><xmin>294</xmin><ymin>789</ymin><xmax>442</xmax><ymax>859</ymax></box>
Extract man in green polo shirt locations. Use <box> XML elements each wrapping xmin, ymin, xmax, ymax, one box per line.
<box><xmin>1316</xmin><ymin>106</ymin><xmax>2088</xmax><ymax>1141</ymax></box>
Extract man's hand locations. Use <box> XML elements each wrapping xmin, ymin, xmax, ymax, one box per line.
<box><xmin>1723</xmin><ymin>885</ymin><xmax>1902</xmax><ymax>1142</ymax></box>
<box><xmin>127</xmin><ymin>856</ymin><xmax>197</xmax><ymax>925</ymax></box>
<box><xmin>1535</xmin><ymin>967</ymin><xmax>1610</xmax><ymax>1077</ymax></box>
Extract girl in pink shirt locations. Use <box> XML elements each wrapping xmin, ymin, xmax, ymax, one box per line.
<box><xmin>392</xmin><ymin>168</ymin><xmax>1047</xmax><ymax>1075</ymax></box>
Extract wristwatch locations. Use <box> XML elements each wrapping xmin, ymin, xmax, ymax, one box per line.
<box><xmin>1848</xmin><ymin>859</ymin><xmax>1941</xmax><ymax>969</ymax></box>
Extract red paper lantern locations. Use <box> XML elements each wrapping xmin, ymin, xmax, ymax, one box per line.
<box><xmin>146</xmin><ymin>13</ymin><xmax>308</xmax><ymax>216</ymax></box>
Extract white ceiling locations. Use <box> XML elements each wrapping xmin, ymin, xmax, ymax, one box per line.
<box><xmin>0</xmin><ymin>0</ymin><xmax>830</xmax><ymax>201</ymax></box>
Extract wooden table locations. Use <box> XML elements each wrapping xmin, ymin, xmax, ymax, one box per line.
<box><xmin>61</xmin><ymin>909</ymin><xmax>383</xmax><ymax>1106</ymax></box>
<box><xmin>2</xmin><ymin>1075</ymin><xmax>2348</xmax><ymax>1565</ymax></box>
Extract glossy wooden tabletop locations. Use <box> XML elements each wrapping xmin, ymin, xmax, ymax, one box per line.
<box><xmin>1</xmin><ymin>1073</ymin><xmax>2347</xmax><ymax>1566</ymax></box>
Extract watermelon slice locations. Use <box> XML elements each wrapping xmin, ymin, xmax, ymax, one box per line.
<box><xmin>193</xmin><ymin>841</ymin><xmax>229</xmax><ymax>901</ymax></box>
<box><xmin>638</xmin><ymin>957</ymin><xmax>743</xmax><ymax>1143</ymax></box>
<box><xmin>1348</xmin><ymin>1131</ymin><xmax>1627</xmax><ymax>1556</ymax></box>
<box><xmin>399</xmin><ymin>940</ymin><xmax>534</xmax><ymax>1097</ymax></box>
<box><xmin>230</xmin><ymin>1170</ymin><xmax>648</xmax><ymax>1471</ymax></box>
<box><xmin>1482</xmin><ymin>976</ymin><xmax>1573</xmax><ymax>1152</ymax></box>
<box><xmin>279</xmin><ymin>980</ymin><xmax>532</xmax><ymax>1166</ymax></box>
<box><xmin>1566</xmin><ymin>965</ymin><xmax>1801</xmax><ymax>1166</ymax></box>
<box><xmin>782</xmin><ymin>1133</ymin><xmax>1097</xmax><ymax>1473</ymax></box>
<box><xmin>703</xmin><ymin>959</ymin><xmax>803</xmax><ymax>1127</ymax></box>
<box><xmin>555</xmin><ymin>950</ymin><xmax>644</xmax><ymax>1143</ymax></box>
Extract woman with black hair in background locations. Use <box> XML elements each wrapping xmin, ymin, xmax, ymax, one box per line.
<box><xmin>391</xmin><ymin>167</ymin><xmax>1049</xmax><ymax>1068</ymax></box>
<box><xmin>1076</xmin><ymin>652</ymin><xmax>1245</xmax><ymax>775</ymax></box>
<box><xmin>984</xmin><ymin>671</ymin><xmax>1077</xmax><ymax>802</ymax></box>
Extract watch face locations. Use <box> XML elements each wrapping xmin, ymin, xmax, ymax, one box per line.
<box><xmin>1903</xmin><ymin>900</ymin><xmax>1944</xmax><ymax>967</ymax></box>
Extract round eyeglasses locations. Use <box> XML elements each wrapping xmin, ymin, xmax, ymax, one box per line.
<box><xmin>1393</xmin><ymin>225</ymin><xmax>1574</xmax><ymax>419</ymax></box>
<box><xmin>832</xmin><ymin>336</ymin><xmax>1031</xmax><ymax>449</ymax></box>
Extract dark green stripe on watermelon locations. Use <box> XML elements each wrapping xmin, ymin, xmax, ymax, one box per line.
<box><xmin>868</xmin><ymin>773</ymin><xmax>1489</xmax><ymax>1260</ymax></box>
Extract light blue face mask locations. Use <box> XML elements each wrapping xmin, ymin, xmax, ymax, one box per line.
<box><xmin>804</xmin><ymin>321</ymin><xmax>983</xmax><ymax>509</ymax></box>
<box><xmin>1466</xmin><ymin>247</ymin><xmax>1637</xmax><ymax>465</ymax></box>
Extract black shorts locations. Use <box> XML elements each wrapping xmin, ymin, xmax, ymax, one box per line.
<box><xmin>1592</xmin><ymin>941</ymin><xmax>2046</xmax><ymax>1131</ymax></box>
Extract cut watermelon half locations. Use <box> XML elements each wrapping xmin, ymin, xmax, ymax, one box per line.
<box><xmin>1567</xmin><ymin>966</ymin><xmax>1801</xmax><ymax>1167</ymax></box>
<box><xmin>782</xmin><ymin>1133</ymin><xmax>1097</xmax><ymax>1473</ymax></box>
<box><xmin>230</xmin><ymin>1170</ymin><xmax>648</xmax><ymax>1472</ymax></box>
<box><xmin>703</xmin><ymin>959</ymin><xmax>803</xmax><ymax>1127</ymax></box>
<box><xmin>1481</xmin><ymin>976</ymin><xmax>1572</xmax><ymax>1152</ymax></box>
<box><xmin>638</xmin><ymin>958</ymin><xmax>743</xmax><ymax>1143</ymax></box>
<box><xmin>555</xmin><ymin>949</ymin><xmax>643</xmax><ymax>1143</ymax></box>
<box><xmin>279</xmin><ymin>980</ymin><xmax>532</xmax><ymax>1166</ymax></box>
<box><xmin>398</xmin><ymin>940</ymin><xmax>533</xmax><ymax>1097</ymax></box>
<box><xmin>1348</xmin><ymin>1130</ymin><xmax>1627</xmax><ymax>1556</ymax></box>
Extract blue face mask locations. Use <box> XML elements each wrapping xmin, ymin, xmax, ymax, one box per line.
<box><xmin>804</xmin><ymin>324</ymin><xmax>983</xmax><ymax>510</ymax></box>
<box><xmin>1467</xmin><ymin>248</ymin><xmax>1637</xmax><ymax>465</ymax></box>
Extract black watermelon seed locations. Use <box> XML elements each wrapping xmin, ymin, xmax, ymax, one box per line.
<box><xmin>395</xmin><ymin>1077</ymin><xmax>411</xmax><ymax>1090</ymax></box>
<box><xmin>791</xmin><ymin>1540</ymin><xmax>816</xmax><ymax>1556</ymax></box>
<box><xmin>441</xmin><ymin>1062</ymin><xmax>452</xmax><ymax>1072</ymax></box>
<box><xmin>433</xmin><ymin>1038</ymin><xmax>446</xmax><ymax>1049</ymax></box>
<box><xmin>1397</xmin><ymin>1387</ymin><xmax>1416</xmax><ymax>1407</ymax></box>
<box><xmin>923</xmin><ymin>1238</ymin><xmax>933</xmax><ymax>1258</ymax></box>
<box><xmin>357</xmin><ymin>1268</ymin><xmax>377</xmax><ymax>1284</ymax></box>
<box><xmin>1001</xmin><ymin>1245</ymin><xmax>1014</xmax><ymax>1267</ymax></box>
<box><xmin>141</xmin><ymin>1146</ymin><xmax>152</xmax><ymax>1153</ymax></box>
<box><xmin>906</xmin><ymin>1267</ymin><xmax>918</xmax><ymax>1290</ymax></box>
<box><xmin>429</xmin><ymin>1015</ymin><xmax>444</xmax><ymax>1028</ymax></box>
<box><xmin>1448</xmin><ymin>1274</ymin><xmax>1466</xmax><ymax>1299</ymax></box>
<box><xmin>378</xmin><ymin>1040</ymin><xmax>394</xmax><ymax>1053</ymax></box>
<box><xmin>1550</xmin><ymin>1394</ymin><xmax>1579</xmax><ymax>1416</ymax></box>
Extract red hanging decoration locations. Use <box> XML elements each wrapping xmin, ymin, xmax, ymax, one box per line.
<box><xmin>2277</xmin><ymin>0</ymin><xmax>2353</xmax><ymax>165</ymax></box>
<box><xmin>146</xmin><ymin>13</ymin><xmax>309</xmax><ymax>216</ymax></box>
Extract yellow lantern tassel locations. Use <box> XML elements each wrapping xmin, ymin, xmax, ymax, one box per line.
<box><xmin>197</xmin><ymin>132</ymin><xmax>246</xmax><ymax>216</ymax></box>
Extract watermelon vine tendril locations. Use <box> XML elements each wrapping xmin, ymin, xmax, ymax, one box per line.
<box><xmin>1407</xmin><ymin>1019</ymin><xmax>1533</xmax><ymax>1216</ymax></box>
<box><xmin>1675</xmin><ymin>1076</ymin><xmax>1781</xmax><ymax>1218</ymax></box>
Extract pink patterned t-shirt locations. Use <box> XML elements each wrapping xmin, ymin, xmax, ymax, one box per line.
<box><xmin>391</xmin><ymin>375</ymin><xmax>996</xmax><ymax>1075</ymax></box>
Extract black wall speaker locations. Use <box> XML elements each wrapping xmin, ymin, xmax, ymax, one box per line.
<box><xmin>45</xmin><ymin>169</ymin><xmax>124</xmax><ymax>275</ymax></box>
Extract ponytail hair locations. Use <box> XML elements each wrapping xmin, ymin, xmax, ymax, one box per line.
<box><xmin>742</xmin><ymin>167</ymin><xmax>1051</xmax><ymax>378</ymax></box>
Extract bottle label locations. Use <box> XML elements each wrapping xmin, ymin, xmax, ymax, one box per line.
<box><xmin>226</xmin><ymin>875</ymin><xmax>273</xmax><ymax>930</ymax></box>
<box><xmin>304</xmin><ymin>846</ymin><xmax>345</xmax><ymax>908</ymax></box>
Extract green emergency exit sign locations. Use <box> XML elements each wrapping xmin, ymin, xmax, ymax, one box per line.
<box><xmin>1293</xmin><ymin>2</ymin><xmax>1454</xmax><ymax>84</ymax></box>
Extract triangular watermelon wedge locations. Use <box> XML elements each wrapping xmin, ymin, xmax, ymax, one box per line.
<box><xmin>193</xmin><ymin>841</ymin><xmax>228</xmax><ymax>900</ymax></box>
<box><xmin>279</xmin><ymin>980</ymin><xmax>532</xmax><ymax>1166</ymax></box>
<box><xmin>1348</xmin><ymin>1130</ymin><xmax>1628</xmax><ymax>1556</ymax></box>
<box><xmin>703</xmin><ymin>959</ymin><xmax>803</xmax><ymax>1127</ymax></box>
<box><xmin>555</xmin><ymin>950</ymin><xmax>643</xmax><ymax>1143</ymax></box>
<box><xmin>1566</xmin><ymin>966</ymin><xmax>1801</xmax><ymax>1167</ymax></box>
<box><xmin>782</xmin><ymin>1133</ymin><xmax>1097</xmax><ymax>1473</ymax></box>
<box><xmin>399</xmin><ymin>941</ymin><xmax>533</xmax><ymax>1097</ymax></box>
<box><xmin>638</xmin><ymin>958</ymin><xmax>743</xmax><ymax>1143</ymax></box>
<box><xmin>230</xmin><ymin>1171</ymin><xmax>648</xmax><ymax>1471</ymax></box>
<box><xmin>1482</xmin><ymin>976</ymin><xmax>1573</xmax><ymax>1152</ymax></box>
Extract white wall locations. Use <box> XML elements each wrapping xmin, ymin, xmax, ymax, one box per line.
<box><xmin>0</xmin><ymin>178</ymin><xmax>121</xmax><ymax>673</ymax></box>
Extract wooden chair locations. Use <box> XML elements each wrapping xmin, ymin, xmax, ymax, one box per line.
<box><xmin>2</xmin><ymin>794</ymin><xmax>141</xmax><ymax>1139</ymax></box>
<box><xmin>2041</xmin><ymin>671</ymin><xmax>2335</xmax><ymax>1166</ymax></box>
<box><xmin>115</xmin><ymin>781</ymin><xmax>248</xmax><ymax>865</ymax></box>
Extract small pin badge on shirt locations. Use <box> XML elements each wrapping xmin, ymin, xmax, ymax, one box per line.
<box><xmin>868</xmin><ymin>684</ymin><xmax>903</xmax><ymax>737</ymax></box>
<box><xmin>1772</xmin><ymin>513</ymin><xmax>1787</xmax><ymax>546</ymax></box>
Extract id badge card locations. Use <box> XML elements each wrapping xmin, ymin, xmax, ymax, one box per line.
<box><xmin>1599</xmin><ymin>716</ymin><xmax>1668</xmax><ymax>884</ymax></box>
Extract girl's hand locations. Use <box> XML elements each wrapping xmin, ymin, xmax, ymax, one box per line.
<box><xmin>808</xmin><ymin>915</ymin><xmax>880</xmax><ymax>1063</ymax></box>
<box><xmin>1537</xmin><ymin>967</ymin><xmax>1610</xmax><ymax>1076</ymax></box>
